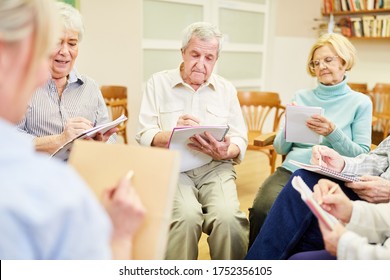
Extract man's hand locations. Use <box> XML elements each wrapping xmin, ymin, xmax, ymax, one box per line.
<box><xmin>188</xmin><ymin>132</ymin><xmax>239</xmax><ymax>160</ymax></box>
<box><xmin>346</xmin><ymin>175</ymin><xmax>390</xmax><ymax>203</ymax></box>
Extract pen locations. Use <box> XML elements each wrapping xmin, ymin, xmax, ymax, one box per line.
<box><xmin>318</xmin><ymin>184</ymin><xmax>338</xmax><ymax>205</ymax></box>
<box><xmin>328</xmin><ymin>184</ymin><xmax>338</xmax><ymax>195</ymax></box>
<box><xmin>318</xmin><ymin>147</ymin><xmax>322</xmax><ymax>167</ymax></box>
<box><xmin>125</xmin><ymin>170</ymin><xmax>134</xmax><ymax>182</ymax></box>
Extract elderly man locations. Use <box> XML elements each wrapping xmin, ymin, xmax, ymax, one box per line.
<box><xmin>17</xmin><ymin>2</ymin><xmax>116</xmax><ymax>158</ymax></box>
<box><xmin>136</xmin><ymin>22</ymin><xmax>249</xmax><ymax>260</ymax></box>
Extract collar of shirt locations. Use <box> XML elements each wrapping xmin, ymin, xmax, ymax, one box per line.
<box><xmin>66</xmin><ymin>68</ymin><xmax>85</xmax><ymax>85</ymax></box>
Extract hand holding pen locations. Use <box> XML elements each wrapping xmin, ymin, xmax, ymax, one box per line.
<box><xmin>311</xmin><ymin>145</ymin><xmax>345</xmax><ymax>172</ymax></box>
<box><xmin>313</xmin><ymin>179</ymin><xmax>353</xmax><ymax>224</ymax></box>
<box><xmin>61</xmin><ymin>116</ymin><xmax>94</xmax><ymax>143</ymax></box>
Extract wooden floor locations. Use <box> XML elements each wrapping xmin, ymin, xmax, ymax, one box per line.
<box><xmin>198</xmin><ymin>150</ymin><xmax>282</xmax><ymax>260</ymax></box>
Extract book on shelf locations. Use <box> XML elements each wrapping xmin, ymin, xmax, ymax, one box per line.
<box><xmin>51</xmin><ymin>114</ymin><xmax>127</xmax><ymax>160</ymax></box>
<box><xmin>348</xmin><ymin>0</ymin><xmax>356</xmax><ymax>11</ymax></box>
<box><xmin>341</xmin><ymin>0</ymin><xmax>349</xmax><ymax>11</ymax></box>
<box><xmin>285</xmin><ymin>105</ymin><xmax>324</xmax><ymax>145</ymax></box>
<box><xmin>354</xmin><ymin>0</ymin><xmax>362</xmax><ymax>10</ymax></box>
<box><xmin>168</xmin><ymin>125</ymin><xmax>229</xmax><ymax>172</ymax></box>
<box><xmin>322</xmin><ymin>0</ymin><xmax>333</xmax><ymax>14</ymax></box>
<box><xmin>362</xmin><ymin>15</ymin><xmax>375</xmax><ymax>37</ymax></box>
<box><xmin>68</xmin><ymin>140</ymin><xmax>180</xmax><ymax>260</ymax></box>
<box><xmin>289</xmin><ymin>159</ymin><xmax>360</xmax><ymax>182</ymax></box>
<box><xmin>377</xmin><ymin>15</ymin><xmax>390</xmax><ymax>37</ymax></box>
<box><xmin>367</xmin><ymin>0</ymin><xmax>375</xmax><ymax>10</ymax></box>
<box><xmin>351</xmin><ymin>17</ymin><xmax>363</xmax><ymax>37</ymax></box>
<box><xmin>291</xmin><ymin>176</ymin><xmax>339</xmax><ymax>230</ymax></box>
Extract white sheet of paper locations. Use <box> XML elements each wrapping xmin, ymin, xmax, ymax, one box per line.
<box><xmin>285</xmin><ymin>105</ymin><xmax>324</xmax><ymax>144</ymax></box>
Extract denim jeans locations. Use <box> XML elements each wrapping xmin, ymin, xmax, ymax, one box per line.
<box><xmin>245</xmin><ymin>169</ymin><xmax>360</xmax><ymax>260</ymax></box>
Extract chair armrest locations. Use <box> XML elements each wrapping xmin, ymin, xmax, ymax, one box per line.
<box><xmin>253</xmin><ymin>132</ymin><xmax>276</xmax><ymax>147</ymax></box>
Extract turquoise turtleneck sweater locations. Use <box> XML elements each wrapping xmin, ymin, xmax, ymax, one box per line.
<box><xmin>274</xmin><ymin>77</ymin><xmax>372</xmax><ymax>172</ymax></box>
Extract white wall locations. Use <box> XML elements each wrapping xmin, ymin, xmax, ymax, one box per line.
<box><xmin>266</xmin><ymin>0</ymin><xmax>390</xmax><ymax>104</ymax></box>
<box><xmin>76</xmin><ymin>0</ymin><xmax>143</xmax><ymax>145</ymax></box>
<box><xmin>75</xmin><ymin>0</ymin><xmax>390</xmax><ymax>142</ymax></box>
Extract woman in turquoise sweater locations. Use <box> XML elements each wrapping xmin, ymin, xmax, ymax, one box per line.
<box><xmin>248</xmin><ymin>33</ymin><xmax>372</xmax><ymax>248</ymax></box>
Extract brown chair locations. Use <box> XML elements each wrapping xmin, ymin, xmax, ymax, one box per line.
<box><xmin>237</xmin><ymin>91</ymin><xmax>285</xmax><ymax>174</ymax></box>
<box><xmin>348</xmin><ymin>82</ymin><xmax>368</xmax><ymax>94</ymax></box>
<box><xmin>370</xmin><ymin>83</ymin><xmax>390</xmax><ymax>140</ymax></box>
<box><xmin>100</xmin><ymin>85</ymin><xmax>128</xmax><ymax>144</ymax></box>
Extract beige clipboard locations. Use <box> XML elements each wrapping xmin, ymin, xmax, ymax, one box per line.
<box><xmin>68</xmin><ymin>140</ymin><xmax>180</xmax><ymax>260</ymax></box>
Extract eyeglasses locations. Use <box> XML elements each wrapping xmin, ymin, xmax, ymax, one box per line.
<box><xmin>309</xmin><ymin>56</ymin><xmax>339</xmax><ymax>70</ymax></box>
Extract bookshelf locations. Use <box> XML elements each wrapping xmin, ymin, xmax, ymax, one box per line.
<box><xmin>321</xmin><ymin>0</ymin><xmax>390</xmax><ymax>39</ymax></box>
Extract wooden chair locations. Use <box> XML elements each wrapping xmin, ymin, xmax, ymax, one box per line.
<box><xmin>237</xmin><ymin>91</ymin><xmax>285</xmax><ymax>174</ymax></box>
<box><xmin>348</xmin><ymin>82</ymin><xmax>368</xmax><ymax>94</ymax></box>
<box><xmin>100</xmin><ymin>85</ymin><xmax>128</xmax><ymax>144</ymax></box>
<box><xmin>370</xmin><ymin>83</ymin><xmax>390</xmax><ymax>140</ymax></box>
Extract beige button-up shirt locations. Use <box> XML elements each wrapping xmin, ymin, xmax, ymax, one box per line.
<box><xmin>136</xmin><ymin>66</ymin><xmax>248</xmax><ymax>163</ymax></box>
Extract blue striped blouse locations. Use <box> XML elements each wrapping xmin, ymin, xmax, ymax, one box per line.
<box><xmin>17</xmin><ymin>69</ymin><xmax>116</xmax><ymax>143</ymax></box>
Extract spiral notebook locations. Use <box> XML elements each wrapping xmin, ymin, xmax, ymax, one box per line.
<box><xmin>291</xmin><ymin>176</ymin><xmax>338</xmax><ymax>230</ymax></box>
<box><xmin>289</xmin><ymin>159</ymin><xmax>360</xmax><ymax>182</ymax></box>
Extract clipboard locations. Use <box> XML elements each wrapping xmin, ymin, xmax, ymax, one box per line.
<box><xmin>168</xmin><ymin>125</ymin><xmax>229</xmax><ymax>172</ymax></box>
<box><xmin>68</xmin><ymin>140</ymin><xmax>180</xmax><ymax>259</ymax></box>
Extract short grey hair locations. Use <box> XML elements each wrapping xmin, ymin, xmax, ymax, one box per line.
<box><xmin>56</xmin><ymin>1</ymin><xmax>84</xmax><ymax>41</ymax></box>
<box><xmin>181</xmin><ymin>22</ymin><xmax>223</xmax><ymax>55</ymax></box>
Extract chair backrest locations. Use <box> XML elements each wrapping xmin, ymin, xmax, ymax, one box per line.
<box><xmin>100</xmin><ymin>85</ymin><xmax>127</xmax><ymax>100</ymax></box>
<box><xmin>370</xmin><ymin>83</ymin><xmax>390</xmax><ymax>139</ymax></box>
<box><xmin>371</xmin><ymin>83</ymin><xmax>390</xmax><ymax>115</ymax></box>
<box><xmin>100</xmin><ymin>85</ymin><xmax>128</xmax><ymax>143</ymax></box>
<box><xmin>348</xmin><ymin>82</ymin><xmax>368</xmax><ymax>94</ymax></box>
<box><xmin>237</xmin><ymin>91</ymin><xmax>285</xmax><ymax>134</ymax></box>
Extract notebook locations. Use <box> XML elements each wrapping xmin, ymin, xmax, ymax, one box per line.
<box><xmin>68</xmin><ymin>140</ymin><xmax>180</xmax><ymax>259</ymax></box>
<box><xmin>291</xmin><ymin>176</ymin><xmax>339</xmax><ymax>230</ymax></box>
<box><xmin>289</xmin><ymin>159</ymin><xmax>360</xmax><ymax>182</ymax></box>
<box><xmin>51</xmin><ymin>114</ymin><xmax>127</xmax><ymax>160</ymax></box>
<box><xmin>285</xmin><ymin>105</ymin><xmax>324</xmax><ymax>144</ymax></box>
<box><xmin>168</xmin><ymin>125</ymin><xmax>229</xmax><ymax>172</ymax></box>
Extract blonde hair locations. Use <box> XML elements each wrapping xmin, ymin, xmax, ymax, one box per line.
<box><xmin>0</xmin><ymin>0</ymin><xmax>60</xmax><ymax>102</ymax></box>
<box><xmin>306</xmin><ymin>33</ymin><xmax>356</xmax><ymax>77</ymax></box>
